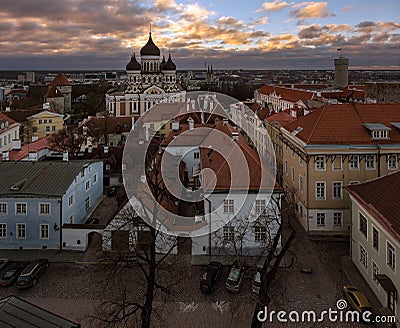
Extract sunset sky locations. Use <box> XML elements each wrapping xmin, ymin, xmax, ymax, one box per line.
<box><xmin>0</xmin><ymin>0</ymin><xmax>399</xmax><ymax>70</ymax></box>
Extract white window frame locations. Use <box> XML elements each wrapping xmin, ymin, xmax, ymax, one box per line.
<box><xmin>315</xmin><ymin>181</ymin><xmax>326</xmax><ymax>200</ymax></box>
<box><xmin>16</xmin><ymin>223</ymin><xmax>26</xmax><ymax>239</ymax></box>
<box><xmin>359</xmin><ymin>212</ymin><xmax>368</xmax><ymax>239</ymax></box>
<box><xmin>254</xmin><ymin>199</ymin><xmax>266</xmax><ymax>214</ymax></box>
<box><xmin>0</xmin><ymin>223</ymin><xmax>6</xmax><ymax>238</ymax></box>
<box><xmin>194</xmin><ymin>152</ymin><xmax>200</xmax><ymax>159</ymax></box>
<box><xmin>360</xmin><ymin>244</ymin><xmax>368</xmax><ymax>269</ymax></box>
<box><xmin>85</xmin><ymin>180</ymin><xmax>90</xmax><ymax>191</ymax></box>
<box><xmin>333</xmin><ymin>212</ymin><xmax>342</xmax><ymax>227</ymax></box>
<box><xmin>332</xmin><ymin>155</ymin><xmax>343</xmax><ymax>171</ymax></box>
<box><xmin>68</xmin><ymin>194</ymin><xmax>74</xmax><ymax>207</ymax></box>
<box><xmin>15</xmin><ymin>202</ymin><xmax>27</xmax><ymax>215</ymax></box>
<box><xmin>387</xmin><ymin>241</ymin><xmax>396</xmax><ymax>271</ymax></box>
<box><xmin>40</xmin><ymin>224</ymin><xmax>49</xmax><ymax>240</ymax></box>
<box><xmin>223</xmin><ymin>226</ymin><xmax>235</xmax><ymax>242</ymax></box>
<box><xmin>85</xmin><ymin>196</ymin><xmax>90</xmax><ymax>211</ymax></box>
<box><xmin>255</xmin><ymin>225</ymin><xmax>267</xmax><ymax>242</ymax></box>
<box><xmin>315</xmin><ymin>155</ymin><xmax>326</xmax><ymax>171</ymax></box>
<box><xmin>284</xmin><ymin>160</ymin><xmax>288</xmax><ymax>175</ymax></box>
<box><xmin>291</xmin><ymin>167</ymin><xmax>295</xmax><ymax>183</ymax></box>
<box><xmin>365</xmin><ymin>155</ymin><xmax>376</xmax><ymax>170</ymax></box>
<box><xmin>316</xmin><ymin>212</ymin><xmax>326</xmax><ymax>227</ymax></box>
<box><xmin>372</xmin><ymin>226</ymin><xmax>379</xmax><ymax>252</ymax></box>
<box><xmin>387</xmin><ymin>154</ymin><xmax>398</xmax><ymax>170</ymax></box>
<box><xmin>0</xmin><ymin>203</ymin><xmax>7</xmax><ymax>215</ymax></box>
<box><xmin>372</xmin><ymin>261</ymin><xmax>379</xmax><ymax>286</ymax></box>
<box><xmin>349</xmin><ymin>155</ymin><xmax>360</xmax><ymax>171</ymax></box>
<box><xmin>299</xmin><ymin>175</ymin><xmax>303</xmax><ymax>194</ymax></box>
<box><xmin>39</xmin><ymin>202</ymin><xmax>50</xmax><ymax>215</ymax></box>
<box><xmin>332</xmin><ymin>181</ymin><xmax>343</xmax><ymax>200</ymax></box>
<box><xmin>299</xmin><ymin>156</ymin><xmax>303</xmax><ymax>167</ymax></box>
<box><xmin>223</xmin><ymin>199</ymin><xmax>234</xmax><ymax>214</ymax></box>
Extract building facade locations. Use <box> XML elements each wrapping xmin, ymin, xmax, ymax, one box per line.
<box><xmin>281</xmin><ymin>103</ymin><xmax>400</xmax><ymax>235</ymax></box>
<box><xmin>106</xmin><ymin>32</ymin><xmax>186</xmax><ymax>117</ymax></box>
<box><xmin>346</xmin><ymin>172</ymin><xmax>400</xmax><ymax>324</ymax></box>
<box><xmin>0</xmin><ymin>161</ymin><xmax>103</xmax><ymax>249</ymax></box>
<box><xmin>0</xmin><ymin>113</ymin><xmax>20</xmax><ymax>153</ymax></box>
<box><xmin>26</xmin><ymin>110</ymin><xmax>64</xmax><ymax>141</ymax></box>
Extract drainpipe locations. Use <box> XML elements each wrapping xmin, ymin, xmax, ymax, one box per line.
<box><xmin>59</xmin><ymin>197</ymin><xmax>63</xmax><ymax>251</ymax></box>
<box><xmin>377</xmin><ymin>145</ymin><xmax>381</xmax><ymax>178</ymax></box>
<box><xmin>204</xmin><ymin>198</ymin><xmax>212</xmax><ymax>259</ymax></box>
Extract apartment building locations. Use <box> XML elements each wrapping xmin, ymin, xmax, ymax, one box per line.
<box><xmin>281</xmin><ymin>103</ymin><xmax>400</xmax><ymax>235</ymax></box>
<box><xmin>346</xmin><ymin>172</ymin><xmax>400</xmax><ymax>324</ymax></box>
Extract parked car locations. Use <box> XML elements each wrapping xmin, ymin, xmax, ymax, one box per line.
<box><xmin>0</xmin><ymin>262</ymin><xmax>28</xmax><ymax>287</ymax></box>
<box><xmin>252</xmin><ymin>264</ymin><xmax>263</xmax><ymax>294</ymax></box>
<box><xmin>16</xmin><ymin>259</ymin><xmax>49</xmax><ymax>289</ymax></box>
<box><xmin>200</xmin><ymin>261</ymin><xmax>223</xmax><ymax>293</ymax></box>
<box><xmin>343</xmin><ymin>286</ymin><xmax>373</xmax><ymax>315</ymax></box>
<box><xmin>225</xmin><ymin>262</ymin><xmax>244</xmax><ymax>292</ymax></box>
<box><xmin>0</xmin><ymin>258</ymin><xmax>9</xmax><ymax>272</ymax></box>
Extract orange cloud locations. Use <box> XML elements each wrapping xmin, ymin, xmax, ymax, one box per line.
<box><xmin>257</xmin><ymin>0</ymin><xmax>291</xmax><ymax>12</ymax></box>
<box><xmin>290</xmin><ymin>2</ymin><xmax>335</xmax><ymax>19</ymax></box>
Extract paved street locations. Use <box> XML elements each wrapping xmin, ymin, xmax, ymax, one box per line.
<box><xmin>0</xmin><ymin>221</ymin><xmax>375</xmax><ymax>328</ymax></box>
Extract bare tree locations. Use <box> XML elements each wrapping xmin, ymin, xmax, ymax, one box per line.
<box><xmin>49</xmin><ymin>127</ymin><xmax>87</xmax><ymax>159</ymax></box>
<box><xmin>96</xmin><ymin>143</ymin><xmax>185</xmax><ymax>328</ymax></box>
<box><xmin>250</xmin><ymin>189</ymin><xmax>297</xmax><ymax>328</ymax></box>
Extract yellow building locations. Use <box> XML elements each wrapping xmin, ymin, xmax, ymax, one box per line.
<box><xmin>26</xmin><ymin>110</ymin><xmax>64</xmax><ymax>141</ymax></box>
<box><xmin>281</xmin><ymin>103</ymin><xmax>400</xmax><ymax>235</ymax></box>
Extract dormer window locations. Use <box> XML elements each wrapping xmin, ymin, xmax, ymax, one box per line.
<box><xmin>363</xmin><ymin>123</ymin><xmax>390</xmax><ymax>140</ymax></box>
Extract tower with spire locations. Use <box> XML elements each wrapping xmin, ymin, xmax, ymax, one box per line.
<box><xmin>106</xmin><ymin>28</ymin><xmax>186</xmax><ymax>117</ymax></box>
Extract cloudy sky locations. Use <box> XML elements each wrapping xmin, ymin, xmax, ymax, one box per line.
<box><xmin>0</xmin><ymin>0</ymin><xmax>399</xmax><ymax>70</ymax></box>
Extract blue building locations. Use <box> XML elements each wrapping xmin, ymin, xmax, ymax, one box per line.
<box><xmin>0</xmin><ymin>161</ymin><xmax>103</xmax><ymax>249</ymax></box>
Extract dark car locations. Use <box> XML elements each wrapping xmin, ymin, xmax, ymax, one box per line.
<box><xmin>200</xmin><ymin>261</ymin><xmax>223</xmax><ymax>293</ymax></box>
<box><xmin>0</xmin><ymin>262</ymin><xmax>28</xmax><ymax>287</ymax></box>
<box><xmin>16</xmin><ymin>259</ymin><xmax>49</xmax><ymax>289</ymax></box>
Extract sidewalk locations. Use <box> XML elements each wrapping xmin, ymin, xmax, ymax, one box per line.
<box><xmin>0</xmin><ymin>249</ymin><xmax>87</xmax><ymax>263</ymax></box>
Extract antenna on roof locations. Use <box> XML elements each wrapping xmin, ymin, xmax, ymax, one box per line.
<box><xmin>149</xmin><ymin>23</ymin><xmax>152</xmax><ymax>34</ymax></box>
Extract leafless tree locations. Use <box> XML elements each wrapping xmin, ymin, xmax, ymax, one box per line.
<box><xmin>49</xmin><ymin>127</ymin><xmax>87</xmax><ymax>159</ymax></box>
<box><xmin>94</xmin><ymin>142</ymin><xmax>185</xmax><ymax>328</ymax></box>
<box><xmin>250</xmin><ymin>188</ymin><xmax>297</xmax><ymax>328</ymax></box>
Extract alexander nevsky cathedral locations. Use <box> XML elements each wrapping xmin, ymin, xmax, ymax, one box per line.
<box><xmin>106</xmin><ymin>31</ymin><xmax>186</xmax><ymax>117</ymax></box>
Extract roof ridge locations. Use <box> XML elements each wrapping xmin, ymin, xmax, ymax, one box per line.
<box><xmin>306</xmin><ymin>104</ymin><xmax>326</xmax><ymax>144</ymax></box>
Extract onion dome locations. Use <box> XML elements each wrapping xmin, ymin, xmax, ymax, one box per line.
<box><xmin>126</xmin><ymin>53</ymin><xmax>141</xmax><ymax>71</ymax></box>
<box><xmin>163</xmin><ymin>54</ymin><xmax>176</xmax><ymax>71</ymax></box>
<box><xmin>160</xmin><ymin>55</ymin><xmax>166</xmax><ymax>70</ymax></box>
<box><xmin>140</xmin><ymin>32</ymin><xmax>160</xmax><ymax>57</ymax></box>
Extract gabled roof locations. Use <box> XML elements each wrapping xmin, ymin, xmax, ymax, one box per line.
<box><xmin>284</xmin><ymin>103</ymin><xmax>400</xmax><ymax>145</ymax></box>
<box><xmin>258</xmin><ymin>85</ymin><xmax>316</xmax><ymax>103</ymax></box>
<box><xmin>0</xmin><ymin>161</ymin><xmax>90</xmax><ymax>197</ymax></box>
<box><xmin>7</xmin><ymin>137</ymin><xmax>54</xmax><ymax>161</ymax></box>
<box><xmin>0</xmin><ymin>295</ymin><xmax>80</xmax><ymax>328</ymax></box>
<box><xmin>50</xmin><ymin>73</ymin><xmax>71</xmax><ymax>86</ymax></box>
<box><xmin>84</xmin><ymin>116</ymin><xmax>135</xmax><ymax>137</ymax></box>
<box><xmin>3</xmin><ymin>109</ymin><xmax>42</xmax><ymax>122</ymax></box>
<box><xmin>0</xmin><ymin>112</ymin><xmax>18</xmax><ymax>126</ymax></box>
<box><xmin>27</xmin><ymin>110</ymin><xmax>64</xmax><ymax>119</ymax></box>
<box><xmin>346</xmin><ymin>171</ymin><xmax>400</xmax><ymax>243</ymax></box>
<box><xmin>45</xmin><ymin>85</ymin><xmax>64</xmax><ymax>98</ymax></box>
<box><xmin>266</xmin><ymin>111</ymin><xmax>297</xmax><ymax>127</ymax></box>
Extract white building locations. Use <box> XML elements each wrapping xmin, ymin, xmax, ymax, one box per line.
<box><xmin>106</xmin><ymin>32</ymin><xmax>186</xmax><ymax>117</ymax></box>
<box><xmin>346</xmin><ymin>172</ymin><xmax>400</xmax><ymax>324</ymax></box>
<box><xmin>0</xmin><ymin>113</ymin><xmax>20</xmax><ymax>154</ymax></box>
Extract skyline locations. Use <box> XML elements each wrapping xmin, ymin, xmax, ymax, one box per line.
<box><xmin>0</xmin><ymin>0</ymin><xmax>399</xmax><ymax>71</ymax></box>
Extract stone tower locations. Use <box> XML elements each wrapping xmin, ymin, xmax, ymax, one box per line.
<box><xmin>334</xmin><ymin>54</ymin><xmax>349</xmax><ymax>89</ymax></box>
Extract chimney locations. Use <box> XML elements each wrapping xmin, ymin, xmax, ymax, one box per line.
<box><xmin>28</xmin><ymin>151</ymin><xmax>38</xmax><ymax>161</ymax></box>
<box><xmin>31</xmin><ymin>136</ymin><xmax>39</xmax><ymax>142</ymax></box>
<box><xmin>63</xmin><ymin>151</ymin><xmax>69</xmax><ymax>162</ymax></box>
<box><xmin>232</xmin><ymin>131</ymin><xmax>239</xmax><ymax>141</ymax></box>
<box><xmin>88</xmin><ymin>145</ymin><xmax>93</xmax><ymax>153</ymax></box>
<box><xmin>2</xmin><ymin>151</ymin><xmax>9</xmax><ymax>161</ymax></box>
<box><xmin>172</xmin><ymin>122</ymin><xmax>179</xmax><ymax>131</ymax></box>
<box><xmin>188</xmin><ymin>117</ymin><xmax>194</xmax><ymax>131</ymax></box>
<box><xmin>223</xmin><ymin>118</ymin><xmax>229</xmax><ymax>125</ymax></box>
<box><xmin>104</xmin><ymin>146</ymin><xmax>109</xmax><ymax>154</ymax></box>
<box><xmin>12</xmin><ymin>139</ymin><xmax>21</xmax><ymax>150</ymax></box>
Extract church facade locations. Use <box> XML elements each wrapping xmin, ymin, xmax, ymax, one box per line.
<box><xmin>106</xmin><ymin>32</ymin><xmax>186</xmax><ymax>117</ymax></box>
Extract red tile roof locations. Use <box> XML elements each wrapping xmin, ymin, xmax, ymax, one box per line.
<box><xmin>50</xmin><ymin>73</ymin><xmax>71</xmax><ymax>86</ymax></box>
<box><xmin>258</xmin><ymin>85</ymin><xmax>316</xmax><ymax>103</ymax></box>
<box><xmin>0</xmin><ymin>113</ymin><xmax>17</xmax><ymax>126</ymax></box>
<box><xmin>266</xmin><ymin>111</ymin><xmax>297</xmax><ymax>127</ymax></box>
<box><xmin>7</xmin><ymin>137</ymin><xmax>53</xmax><ymax>161</ymax></box>
<box><xmin>284</xmin><ymin>103</ymin><xmax>400</xmax><ymax>145</ymax></box>
<box><xmin>3</xmin><ymin>109</ymin><xmax>42</xmax><ymax>122</ymax></box>
<box><xmin>346</xmin><ymin>172</ymin><xmax>400</xmax><ymax>243</ymax></box>
<box><xmin>45</xmin><ymin>85</ymin><xmax>64</xmax><ymax>98</ymax></box>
